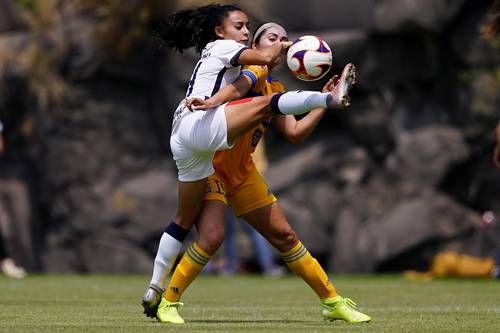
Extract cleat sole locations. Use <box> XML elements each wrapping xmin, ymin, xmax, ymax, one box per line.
<box><xmin>329</xmin><ymin>63</ymin><xmax>357</xmax><ymax>109</ymax></box>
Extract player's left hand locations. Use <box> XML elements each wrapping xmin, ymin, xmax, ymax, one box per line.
<box><xmin>322</xmin><ymin>75</ymin><xmax>338</xmax><ymax>93</ymax></box>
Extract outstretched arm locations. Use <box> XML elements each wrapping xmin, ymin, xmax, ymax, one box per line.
<box><xmin>187</xmin><ymin>74</ymin><xmax>253</xmax><ymax>111</ymax></box>
<box><xmin>238</xmin><ymin>41</ymin><xmax>292</xmax><ymax>66</ymax></box>
<box><xmin>272</xmin><ymin>76</ymin><xmax>336</xmax><ymax>144</ymax></box>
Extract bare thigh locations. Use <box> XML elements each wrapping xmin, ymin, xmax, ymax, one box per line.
<box><xmin>224</xmin><ymin>94</ymin><xmax>275</xmax><ymax>144</ymax></box>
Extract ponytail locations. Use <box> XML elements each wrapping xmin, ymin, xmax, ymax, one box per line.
<box><xmin>157</xmin><ymin>4</ymin><xmax>243</xmax><ymax>53</ymax></box>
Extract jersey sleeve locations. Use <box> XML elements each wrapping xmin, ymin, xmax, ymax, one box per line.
<box><xmin>215</xmin><ymin>40</ymin><xmax>249</xmax><ymax>67</ymax></box>
<box><xmin>241</xmin><ymin>65</ymin><xmax>268</xmax><ymax>87</ymax></box>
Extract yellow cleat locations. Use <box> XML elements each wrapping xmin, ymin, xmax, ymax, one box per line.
<box><xmin>321</xmin><ymin>295</ymin><xmax>371</xmax><ymax>323</ymax></box>
<box><xmin>157</xmin><ymin>298</ymin><xmax>185</xmax><ymax>324</ymax></box>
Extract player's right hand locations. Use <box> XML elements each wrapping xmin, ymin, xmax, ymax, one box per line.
<box><xmin>186</xmin><ymin>97</ymin><xmax>217</xmax><ymax>111</ymax></box>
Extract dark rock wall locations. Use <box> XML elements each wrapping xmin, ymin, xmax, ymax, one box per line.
<box><xmin>0</xmin><ymin>0</ymin><xmax>498</xmax><ymax>273</ymax></box>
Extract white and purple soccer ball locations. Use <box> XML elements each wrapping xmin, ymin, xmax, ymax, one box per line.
<box><xmin>286</xmin><ymin>35</ymin><xmax>332</xmax><ymax>81</ymax></box>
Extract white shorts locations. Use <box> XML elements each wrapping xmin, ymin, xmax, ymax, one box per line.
<box><xmin>170</xmin><ymin>100</ymin><xmax>233</xmax><ymax>182</ymax></box>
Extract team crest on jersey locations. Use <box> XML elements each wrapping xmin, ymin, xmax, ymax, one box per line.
<box><xmin>251</xmin><ymin>129</ymin><xmax>263</xmax><ymax>147</ymax></box>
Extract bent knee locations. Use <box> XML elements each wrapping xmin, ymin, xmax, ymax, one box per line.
<box><xmin>271</xmin><ymin>227</ymin><xmax>298</xmax><ymax>252</ymax></box>
<box><xmin>281</xmin><ymin>228</ymin><xmax>298</xmax><ymax>247</ymax></box>
<box><xmin>197</xmin><ymin>230</ymin><xmax>225</xmax><ymax>255</ymax></box>
<box><xmin>253</xmin><ymin>94</ymin><xmax>275</xmax><ymax>112</ymax></box>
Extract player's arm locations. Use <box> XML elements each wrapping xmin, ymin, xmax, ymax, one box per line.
<box><xmin>237</xmin><ymin>41</ymin><xmax>292</xmax><ymax>66</ymax></box>
<box><xmin>272</xmin><ymin>109</ymin><xmax>327</xmax><ymax>144</ymax></box>
<box><xmin>187</xmin><ymin>75</ymin><xmax>253</xmax><ymax>111</ymax></box>
<box><xmin>272</xmin><ymin>76</ymin><xmax>336</xmax><ymax>144</ymax></box>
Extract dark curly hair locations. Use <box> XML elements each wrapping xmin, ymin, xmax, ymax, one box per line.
<box><xmin>157</xmin><ymin>4</ymin><xmax>244</xmax><ymax>53</ymax></box>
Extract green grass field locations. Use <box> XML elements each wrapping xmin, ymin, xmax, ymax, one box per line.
<box><xmin>0</xmin><ymin>274</ymin><xmax>499</xmax><ymax>332</ymax></box>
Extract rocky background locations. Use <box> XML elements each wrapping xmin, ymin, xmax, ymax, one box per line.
<box><xmin>0</xmin><ymin>0</ymin><xmax>498</xmax><ymax>273</ymax></box>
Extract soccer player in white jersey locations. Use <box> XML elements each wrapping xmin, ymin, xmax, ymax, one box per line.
<box><xmin>142</xmin><ymin>4</ymin><xmax>357</xmax><ymax>316</ymax></box>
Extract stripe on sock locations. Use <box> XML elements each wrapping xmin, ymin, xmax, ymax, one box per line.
<box><xmin>280</xmin><ymin>241</ymin><xmax>302</xmax><ymax>257</ymax></box>
<box><xmin>282</xmin><ymin>246</ymin><xmax>307</xmax><ymax>263</ymax></box>
<box><xmin>192</xmin><ymin>243</ymin><xmax>211</xmax><ymax>261</ymax></box>
<box><xmin>186</xmin><ymin>244</ymin><xmax>210</xmax><ymax>266</ymax></box>
<box><xmin>281</xmin><ymin>244</ymin><xmax>308</xmax><ymax>263</ymax></box>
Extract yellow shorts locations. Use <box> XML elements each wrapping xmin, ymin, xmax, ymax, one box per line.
<box><xmin>205</xmin><ymin>167</ymin><xmax>277</xmax><ymax>217</ymax></box>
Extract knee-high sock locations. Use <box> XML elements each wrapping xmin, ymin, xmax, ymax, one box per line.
<box><xmin>150</xmin><ymin>222</ymin><xmax>189</xmax><ymax>289</ymax></box>
<box><xmin>280</xmin><ymin>241</ymin><xmax>337</xmax><ymax>299</ymax></box>
<box><xmin>165</xmin><ymin>242</ymin><xmax>211</xmax><ymax>302</ymax></box>
<box><xmin>270</xmin><ymin>91</ymin><xmax>331</xmax><ymax>115</ymax></box>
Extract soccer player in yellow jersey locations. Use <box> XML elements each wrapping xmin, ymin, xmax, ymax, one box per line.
<box><xmin>152</xmin><ymin>23</ymin><xmax>370</xmax><ymax>324</ymax></box>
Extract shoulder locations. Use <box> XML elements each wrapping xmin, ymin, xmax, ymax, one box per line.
<box><xmin>242</xmin><ymin>65</ymin><xmax>268</xmax><ymax>78</ymax></box>
<box><xmin>241</xmin><ymin>65</ymin><xmax>268</xmax><ymax>86</ymax></box>
<box><xmin>213</xmin><ymin>39</ymin><xmax>246</xmax><ymax>52</ymax></box>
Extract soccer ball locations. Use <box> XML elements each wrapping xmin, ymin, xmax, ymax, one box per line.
<box><xmin>286</xmin><ymin>36</ymin><xmax>332</xmax><ymax>81</ymax></box>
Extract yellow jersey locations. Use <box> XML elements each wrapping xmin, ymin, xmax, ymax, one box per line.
<box><xmin>212</xmin><ymin>65</ymin><xmax>285</xmax><ymax>188</ymax></box>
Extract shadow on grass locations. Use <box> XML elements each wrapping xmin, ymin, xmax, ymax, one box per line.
<box><xmin>188</xmin><ymin>319</ymin><xmax>329</xmax><ymax>324</ymax></box>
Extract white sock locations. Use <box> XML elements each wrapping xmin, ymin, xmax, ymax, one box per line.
<box><xmin>150</xmin><ymin>232</ymin><xmax>182</xmax><ymax>288</ymax></box>
<box><xmin>271</xmin><ymin>91</ymin><xmax>331</xmax><ymax>115</ymax></box>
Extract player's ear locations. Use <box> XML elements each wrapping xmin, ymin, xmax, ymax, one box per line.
<box><xmin>215</xmin><ymin>25</ymin><xmax>225</xmax><ymax>39</ymax></box>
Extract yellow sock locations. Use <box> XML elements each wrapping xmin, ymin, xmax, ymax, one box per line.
<box><xmin>164</xmin><ymin>242</ymin><xmax>211</xmax><ymax>302</ymax></box>
<box><xmin>280</xmin><ymin>241</ymin><xmax>337</xmax><ymax>299</ymax></box>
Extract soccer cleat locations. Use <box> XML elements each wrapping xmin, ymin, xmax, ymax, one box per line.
<box><xmin>328</xmin><ymin>63</ymin><xmax>357</xmax><ymax>108</ymax></box>
<box><xmin>141</xmin><ymin>284</ymin><xmax>164</xmax><ymax>318</ymax></box>
<box><xmin>321</xmin><ymin>295</ymin><xmax>371</xmax><ymax>323</ymax></box>
<box><xmin>156</xmin><ymin>298</ymin><xmax>185</xmax><ymax>324</ymax></box>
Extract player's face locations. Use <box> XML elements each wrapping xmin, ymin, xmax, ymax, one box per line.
<box><xmin>214</xmin><ymin>10</ymin><xmax>250</xmax><ymax>45</ymax></box>
<box><xmin>255</xmin><ymin>26</ymin><xmax>288</xmax><ymax>67</ymax></box>
<box><xmin>256</xmin><ymin>26</ymin><xmax>288</xmax><ymax>49</ymax></box>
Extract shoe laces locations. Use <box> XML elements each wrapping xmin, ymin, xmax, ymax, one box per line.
<box><xmin>342</xmin><ymin>298</ymin><xmax>357</xmax><ymax>309</ymax></box>
<box><xmin>166</xmin><ymin>301</ymin><xmax>184</xmax><ymax>309</ymax></box>
<box><xmin>323</xmin><ymin>296</ymin><xmax>357</xmax><ymax>310</ymax></box>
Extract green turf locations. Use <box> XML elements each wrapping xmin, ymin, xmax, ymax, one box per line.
<box><xmin>0</xmin><ymin>274</ymin><xmax>499</xmax><ymax>332</ymax></box>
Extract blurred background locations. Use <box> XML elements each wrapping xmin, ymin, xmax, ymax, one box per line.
<box><xmin>0</xmin><ymin>0</ymin><xmax>498</xmax><ymax>276</ymax></box>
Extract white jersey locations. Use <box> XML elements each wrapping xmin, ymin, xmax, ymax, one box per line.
<box><xmin>185</xmin><ymin>39</ymin><xmax>248</xmax><ymax>99</ymax></box>
<box><xmin>170</xmin><ymin>39</ymin><xmax>247</xmax><ymax>181</ymax></box>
